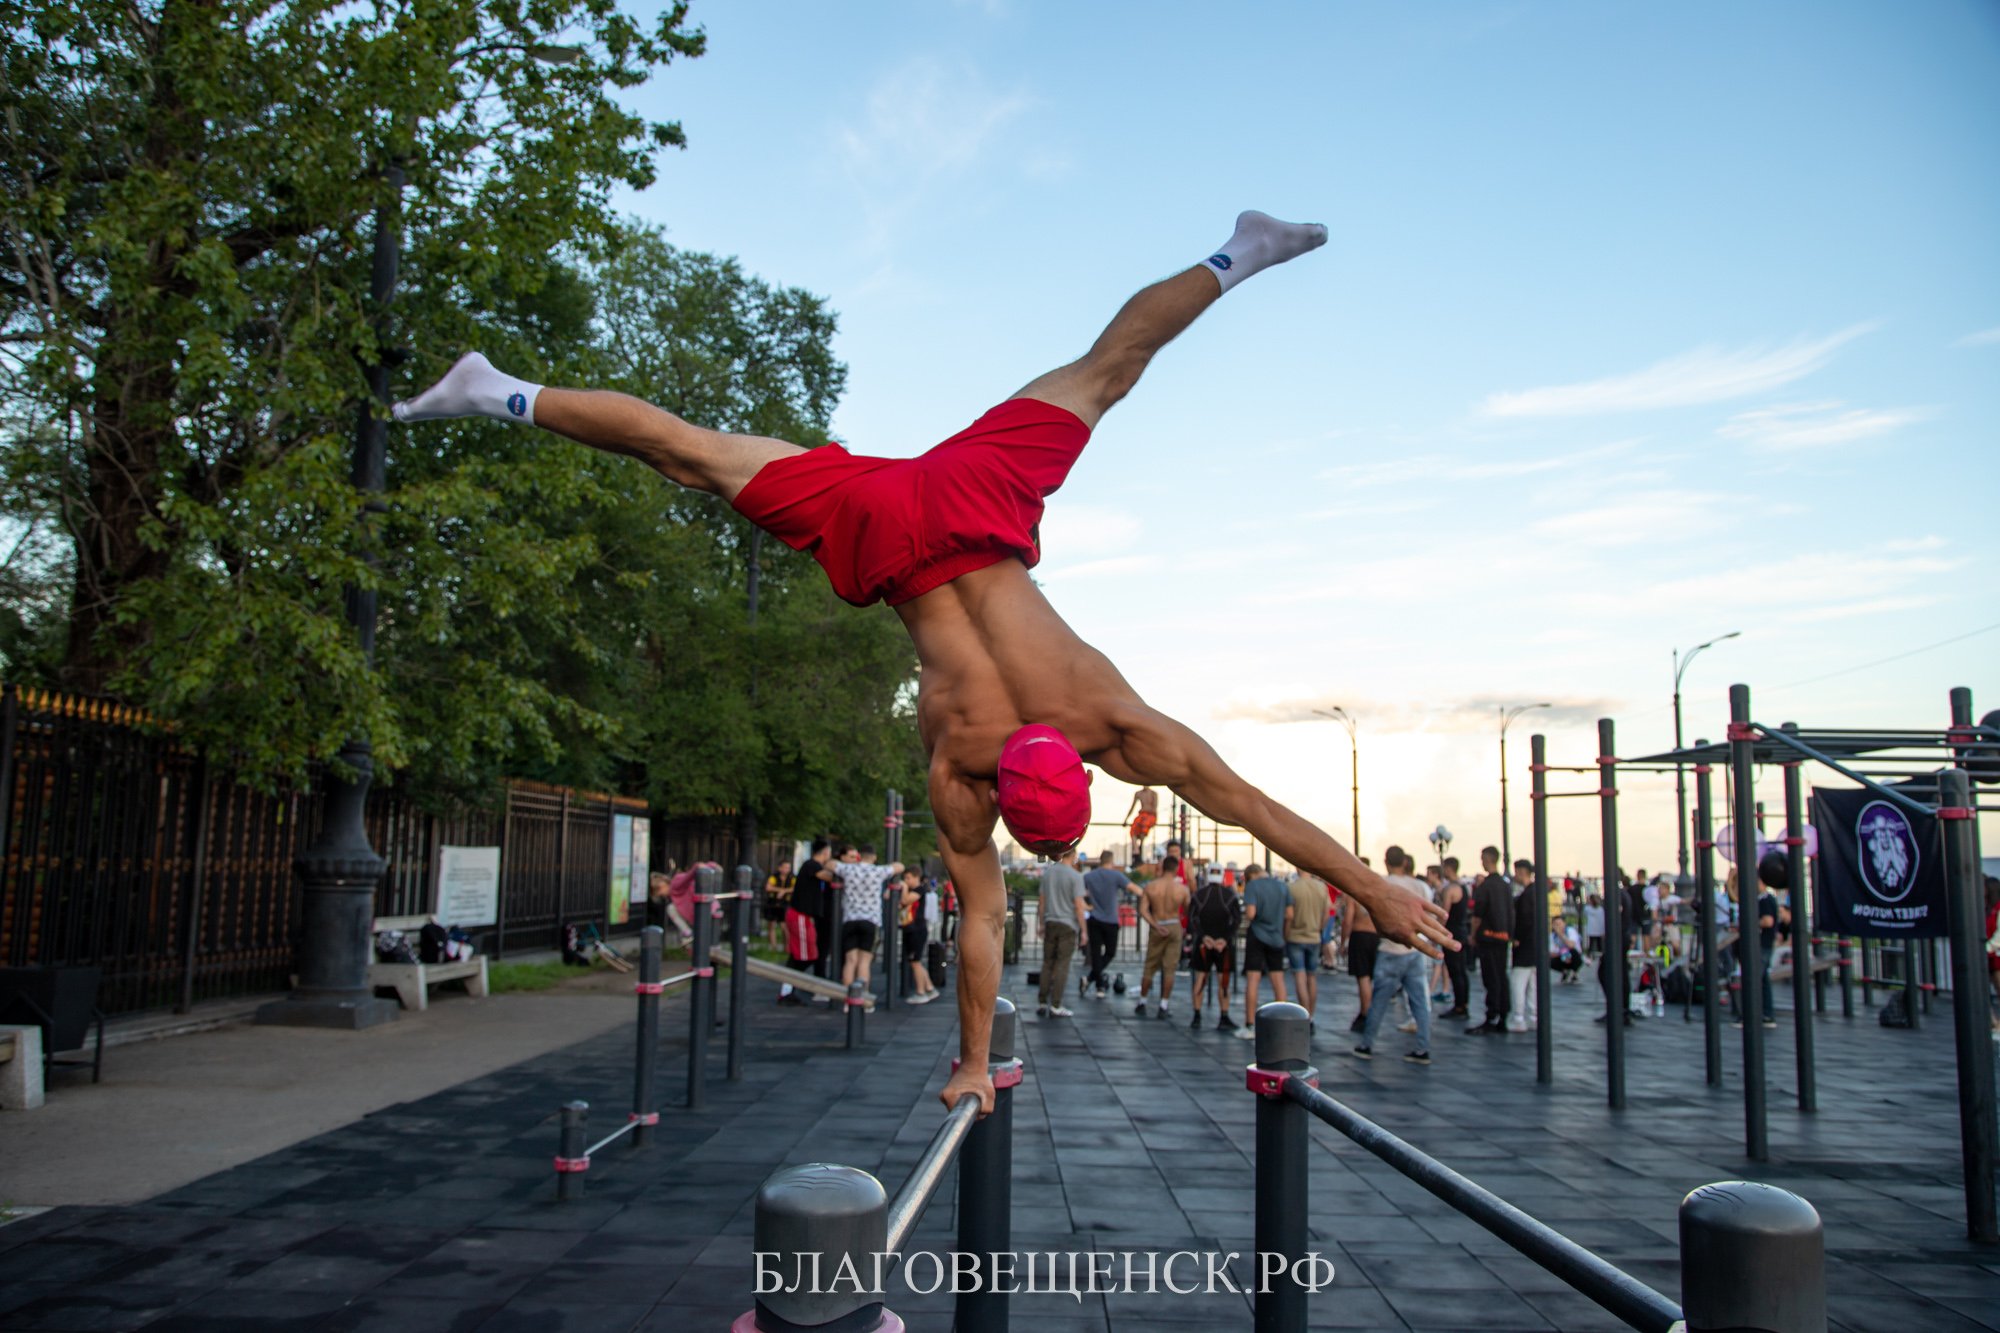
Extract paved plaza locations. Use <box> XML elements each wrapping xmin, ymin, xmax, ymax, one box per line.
<box><xmin>3</xmin><ymin>958</ymin><xmax>1999</xmax><ymax>1331</ymax></box>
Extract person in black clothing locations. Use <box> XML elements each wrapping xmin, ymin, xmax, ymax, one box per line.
<box><xmin>1187</xmin><ymin>868</ymin><xmax>1244</xmax><ymax>1030</ymax></box>
<box><xmin>1733</xmin><ymin>881</ymin><xmax>1780</xmax><ymax>1028</ymax></box>
<box><xmin>789</xmin><ymin>839</ymin><xmax>832</xmax><ymax>1000</ymax></box>
<box><xmin>1439</xmin><ymin>859</ymin><xmax>1470</xmax><ymax>1019</ymax></box>
<box><xmin>1467</xmin><ymin>845</ymin><xmax>1512</xmax><ymax>1034</ymax></box>
<box><xmin>1596</xmin><ymin>873</ymin><xmax>1644</xmax><ymax>1024</ymax></box>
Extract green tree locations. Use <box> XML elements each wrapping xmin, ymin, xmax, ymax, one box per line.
<box><xmin>0</xmin><ymin>0</ymin><xmax>702</xmax><ymax>779</ymax></box>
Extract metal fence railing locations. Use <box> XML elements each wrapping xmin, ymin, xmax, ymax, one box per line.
<box><xmin>1246</xmin><ymin>1002</ymin><xmax>1827</xmax><ymax>1333</ymax></box>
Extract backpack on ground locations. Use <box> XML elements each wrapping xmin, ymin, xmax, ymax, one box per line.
<box><xmin>927</xmin><ymin>939</ymin><xmax>948</xmax><ymax>988</ymax></box>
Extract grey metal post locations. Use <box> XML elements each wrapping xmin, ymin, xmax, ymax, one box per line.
<box><xmin>1251</xmin><ymin>1001</ymin><xmax>1313</xmax><ymax>1333</ymax></box>
<box><xmin>1597</xmin><ymin>719</ymin><xmax>1626</xmax><ymax>1110</ymax></box>
<box><xmin>1838</xmin><ymin>933</ymin><xmax>1853</xmax><ymax>1019</ymax></box>
<box><xmin>633</xmin><ymin>927</ymin><xmax>663</xmax><ymax>1147</ymax></box>
<box><xmin>1530</xmin><ymin>735</ymin><xmax>1552</xmax><ymax>1086</ymax></box>
<box><xmin>740</xmin><ymin>1164</ymin><xmax>894</xmax><ymax>1332</ymax></box>
<box><xmin>1679</xmin><ymin>1181</ymin><xmax>1826</xmax><ymax>1333</ymax></box>
<box><xmin>688</xmin><ymin>867</ymin><xmax>718</xmax><ymax>1110</ymax></box>
<box><xmin>881</xmin><ymin>883</ymin><xmax>898</xmax><ymax>1011</ymax></box>
<box><xmin>730</xmin><ymin>868</ymin><xmax>754</xmax><ymax>1082</ymax></box>
<box><xmin>956</xmin><ymin>997</ymin><xmax>1019</xmax><ymax>1333</ymax></box>
<box><xmin>556</xmin><ymin>1100</ymin><xmax>588</xmax><ymax>1202</ymax></box>
<box><xmin>845</xmin><ymin>980</ymin><xmax>866</xmax><ymax>1049</ymax></box>
<box><xmin>1940</xmin><ymin>757</ymin><xmax>1998</xmax><ymax>1242</ymax></box>
<box><xmin>1781</xmin><ymin>754</ymin><xmax>1816</xmax><ymax>1113</ymax></box>
<box><xmin>1695</xmin><ymin>757</ymin><xmax>1723</xmax><ymax>1087</ymax></box>
<box><xmin>1728</xmin><ymin>685</ymin><xmax>1768</xmax><ymax>1161</ymax></box>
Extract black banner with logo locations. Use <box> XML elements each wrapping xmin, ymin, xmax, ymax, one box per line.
<box><xmin>1810</xmin><ymin>786</ymin><xmax>1948</xmax><ymax>939</ymax></box>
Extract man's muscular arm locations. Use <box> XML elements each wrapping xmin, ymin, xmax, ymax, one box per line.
<box><xmin>930</xmin><ymin>765</ymin><xmax>1003</xmax><ymax>1115</ymax></box>
<box><xmin>1096</xmin><ymin>704</ymin><xmax>1455</xmax><ymax>958</ymax></box>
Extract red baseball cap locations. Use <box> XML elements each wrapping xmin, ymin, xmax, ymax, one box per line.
<box><xmin>996</xmin><ymin>724</ymin><xmax>1091</xmax><ymax>854</ymax></box>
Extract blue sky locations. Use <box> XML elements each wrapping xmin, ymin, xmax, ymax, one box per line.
<box><xmin>614</xmin><ymin>1</ymin><xmax>1999</xmax><ymax>872</ymax></box>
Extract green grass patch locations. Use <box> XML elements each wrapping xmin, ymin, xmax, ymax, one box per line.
<box><xmin>487</xmin><ymin>959</ymin><xmax>586</xmax><ymax>993</ymax></box>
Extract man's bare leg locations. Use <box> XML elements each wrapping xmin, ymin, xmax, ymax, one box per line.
<box><xmin>393</xmin><ymin>354</ymin><xmax>802</xmax><ymax>504</ymax></box>
<box><xmin>1013</xmin><ymin>212</ymin><xmax>1327</xmax><ymax>430</ymax></box>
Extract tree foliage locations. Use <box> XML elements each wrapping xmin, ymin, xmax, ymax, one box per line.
<box><xmin>0</xmin><ymin>0</ymin><xmax>925</xmax><ymax>848</ymax></box>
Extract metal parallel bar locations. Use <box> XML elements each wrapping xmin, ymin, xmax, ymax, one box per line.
<box><xmin>1731</xmin><ymin>686</ymin><xmax>1770</xmax><ymax>1162</ymax></box>
<box><xmin>1282</xmin><ymin>1078</ymin><xmax>1681</xmax><ymax>1333</ymax></box>
<box><xmin>1944</xmin><ymin>686</ymin><xmax>1999</xmax><ymax>1243</ymax></box>
<box><xmin>883</xmin><ymin>1094</ymin><xmax>981</xmax><ymax>1253</ymax></box>
<box><xmin>728</xmin><ymin>870</ymin><xmax>751</xmax><ymax>1081</ymax></box>
<box><xmin>584</xmin><ymin>1117</ymin><xmax>639</xmax><ymax>1159</ymax></box>
<box><xmin>1742</xmin><ymin>726</ymin><xmax>1934</xmax><ymax>816</ymax></box>
<box><xmin>1598</xmin><ymin>720</ymin><xmax>1625</xmax><ymax>1110</ymax></box>
<box><xmin>1694</xmin><ymin>762</ymin><xmax>1723</xmax><ymax>1087</ymax></box>
<box><xmin>1782</xmin><ymin>758</ymin><xmax>1816</xmax><ymax>1113</ymax></box>
<box><xmin>1530</xmin><ymin>735</ymin><xmax>1552</xmax><ymax>1086</ymax></box>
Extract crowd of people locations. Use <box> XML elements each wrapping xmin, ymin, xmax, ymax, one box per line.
<box><xmin>1024</xmin><ymin>839</ymin><xmax>1814</xmax><ymax>1065</ymax></box>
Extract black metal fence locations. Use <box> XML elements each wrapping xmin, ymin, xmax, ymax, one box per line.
<box><xmin>0</xmin><ymin>682</ymin><xmax>783</xmax><ymax>1017</ymax></box>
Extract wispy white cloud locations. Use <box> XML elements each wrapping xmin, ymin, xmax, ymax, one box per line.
<box><xmin>1480</xmin><ymin>325</ymin><xmax>1875</xmax><ymax>418</ymax></box>
<box><xmin>1718</xmin><ymin>400</ymin><xmax>1932</xmax><ymax>450</ymax></box>
<box><xmin>1955</xmin><ymin>326</ymin><xmax>2000</xmax><ymax>347</ymax></box>
<box><xmin>1779</xmin><ymin>595</ymin><xmax>1941</xmax><ymax>625</ymax></box>
<box><xmin>1039</xmin><ymin>554</ymin><xmax>1150</xmax><ymax>582</ymax></box>
<box><xmin>1314</xmin><ymin>441</ymin><xmax>1638</xmax><ymax>489</ymax></box>
<box><xmin>1530</xmin><ymin>488</ymin><xmax>1729</xmax><ymax>545</ymax></box>
<box><xmin>1636</xmin><ymin>547</ymin><xmax>1963</xmax><ymax>616</ymax></box>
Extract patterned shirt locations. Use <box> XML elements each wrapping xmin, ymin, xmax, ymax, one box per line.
<box><xmin>831</xmin><ymin>862</ymin><xmax>895</xmax><ymax>925</ymax></box>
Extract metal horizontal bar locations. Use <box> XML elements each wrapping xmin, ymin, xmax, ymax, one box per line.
<box><xmin>1284</xmin><ymin>1079</ymin><xmax>1681</xmax><ymax>1333</ymax></box>
<box><xmin>884</xmin><ymin>1094</ymin><xmax>981</xmax><ymax>1254</ymax></box>
<box><xmin>1745</xmin><ymin>726</ymin><xmax>1936</xmax><ymax>817</ymax></box>
<box><xmin>584</xmin><ymin>1118</ymin><xmax>639</xmax><ymax>1159</ymax></box>
<box><xmin>660</xmin><ymin>971</ymin><xmax>698</xmax><ymax>990</ymax></box>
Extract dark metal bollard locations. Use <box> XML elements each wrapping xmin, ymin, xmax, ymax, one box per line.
<box><xmin>1694</xmin><ymin>757</ymin><xmax>1723</xmax><ymax>1087</ymax></box>
<box><xmin>1598</xmin><ymin>718</ymin><xmax>1626</xmax><ymax>1110</ymax></box>
<box><xmin>1728</xmin><ymin>687</ymin><xmax>1769</xmax><ymax>1161</ymax></box>
<box><xmin>1679</xmin><ymin>1181</ymin><xmax>1825</xmax><ymax>1332</ymax></box>
<box><xmin>633</xmin><ymin>926</ymin><xmax>663</xmax><ymax>1146</ymax></box>
<box><xmin>730</xmin><ymin>868</ymin><xmax>754</xmax><ymax>1081</ymax></box>
<box><xmin>1838</xmin><ymin>937</ymin><xmax>1854</xmax><ymax>1018</ymax></box>
<box><xmin>1250</xmin><ymin>1001</ymin><xmax>1315</xmax><ymax>1333</ymax></box>
<box><xmin>845</xmin><ymin>980</ymin><xmax>867</xmax><ymax>1049</ymax></box>
<box><xmin>956</xmin><ymin>996</ymin><xmax>1020</xmax><ymax>1333</ymax></box>
<box><xmin>689</xmin><ymin>867</ymin><xmax>719</xmax><ymax>1110</ymax></box>
<box><xmin>881</xmin><ymin>882</ymin><xmax>898</xmax><ymax>1010</ymax></box>
<box><xmin>555</xmin><ymin>1100</ymin><xmax>589</xmax><ymax>1202</ymax></box>
<box><xmin>734</xmin><ymin>1164</ymin><xmax>898</xmax><ymax>1333</ymax></box>
<box><xmin>1939</xmin><ymin>758</ymin><xmax>1999</xmax><ymax>1243</ymax></box>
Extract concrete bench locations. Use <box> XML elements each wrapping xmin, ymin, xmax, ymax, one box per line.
<box><xmin>0</xmin><ymin>1024</ymin><xmax>45</xmax><ymax>1110</ymax></box>
<box><xmin>368</xmin><ymin>914</ymin><xmax>490</xmax><ymax>1012</ymax></box>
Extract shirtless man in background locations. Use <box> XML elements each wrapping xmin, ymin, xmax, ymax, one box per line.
<box><xmin>395</xmin><ymin>210</ymin><xmax>1456</xmax><ymax>1115</ymax></box>
<box><xmin>1134</xmin><ymin>855</ymin><xmax>1191</xmax><ymax>1019</ymax></box>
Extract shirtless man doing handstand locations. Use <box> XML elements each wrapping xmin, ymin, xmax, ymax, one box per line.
<box><xmin>394</xmin><ymin>210</ymin><xmax>1457</xmax><ymax>1114</ymax></box>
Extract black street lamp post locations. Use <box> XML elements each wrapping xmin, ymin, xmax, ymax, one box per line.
<box><xmin>1314</xmin><ymin>707</ymin><xmax>1359</xmax><ymax>854</ymax></box>
<box><xmin>1499</xmin><ymin>703</ymin><xmax>1551</xmax><ymax>869</ymax></box>
<box><xmin>257</xmin><ymin>163</ymin><xmax>407</xmax><ymax>1030</ymax></box>
<box><xmin>1673</xmin><ymin>632</ymin><xmax>1741</xmax><ymax>881</ymax></box>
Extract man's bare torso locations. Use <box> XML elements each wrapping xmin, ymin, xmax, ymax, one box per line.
<box><xmin>894</xmin><ymin>559</ymin><xmax>1139</xmax><ymax>788</ymax></box>
<box><xmin>1141</xmin><ymin>873</ymin><xmax>1189</xmax><ymax>926</ymax></box>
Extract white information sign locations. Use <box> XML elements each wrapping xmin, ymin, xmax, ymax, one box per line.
<box><xmin>437</xmin><ymin>845</ymin><xmax>502</xmax><ymax>926</ymax></box>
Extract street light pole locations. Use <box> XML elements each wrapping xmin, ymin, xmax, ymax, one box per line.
<box><xmin>1673</xmin><ymin>632</ymin><xmax>1741</xmax><ymax>881</ymax></box>
<box><xmin>1314</xmin><ymin>707</ymin><xmax>1359</xmax><ymax>853</ymax></box>
<box><xmin>1499</xmin><ymin>704</ymin><xmax>1552</xmax><ymax>868</ymax></box>
<box><xmin>258</xmin><ymin>161</ymin><xmax>407</xmax><ymax>1030</ymax></box>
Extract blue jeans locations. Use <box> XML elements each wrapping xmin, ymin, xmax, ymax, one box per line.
<box><xmin>1285</xmin><ymin>942</ymin><xmax>1318</xmax><ymax>974</ymax></box>
<box><xmin>1361</xmin><ymin>950</ymin><xmax>1433</xmax><ymax>1053</ymax></box>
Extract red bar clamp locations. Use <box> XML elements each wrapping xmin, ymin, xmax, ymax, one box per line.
<box><xmin>696</xmin><ymin>966</ymin><xmax>715</xmax><ymax>979</ymax></box>
<box><xmin>553</xmin><ymin>1156</ymin><xmax>590</xmax><ymax>1174</ymax></box>
<box><xmin>1244</xmin><ymin>1066</ymin><xmax>1320</xmax><ymax>1098</ymax></box>
<box><xmin>628</xmin><ymin>1112</ymin><xmax>660</xmax><ymax>1126</ymax></box>
<box><xmin>1939</xmin><ymin>806</ymin><xmax>1973</xmax><ymax>821</ymax></box>
<box><xmin>634</xmin><ymin>981</ymin><xmax>665</xmax><ymax>995</ymax></box>
<box><xmin>1727</xmin><ymin>722</ymin><xmax>1757</xmax><ymax>742</ymax></box>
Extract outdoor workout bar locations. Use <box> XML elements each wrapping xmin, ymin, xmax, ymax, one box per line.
<box><xmin>734</xmin><ymin>997</ymin><xmax>1023</xmax><ymax>1333</ymax></box>
<box><xmin>1247</xmin><ymin>1002</ymin><xmax>1828</xmax><ymax>1333</ymax></box>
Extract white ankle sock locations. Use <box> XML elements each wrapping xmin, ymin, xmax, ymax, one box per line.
<box><xmin>391</xmin><ymin>352</ymin><xmax>543</xmax><ymax>426</ymax></box>
<box><xmin>1200</xmin><ymin>210</ymin><xmax>1328</xmax><ymax>293</ymax></box>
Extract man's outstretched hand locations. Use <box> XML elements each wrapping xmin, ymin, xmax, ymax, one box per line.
<box><xmin>940</xmin><ymin>1063</ymin><xmax>996</xmax><ymax>1116</ymax></box>
<box><xmin>1363</xmin><ymin>883</ymin><xmax>1458</xmax><ymax>959</ymax></box>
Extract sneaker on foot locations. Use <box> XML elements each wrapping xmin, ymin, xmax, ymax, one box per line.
<box><xmin>1157</xmin><ymin>1005</ymin><xmax>1170</xmax><ymax>1020</ymax></box>
<box><xmin>1235</xmin><ymin>1026</ymin><xmax>1256</xmax><ymax>1041</ymax></box>
<box><xmin>1397</xmin><ymin>1019</ymin><xmax>1417</xmax><ymax>1033</ymax></box>
<box><xmin>1049</xmin><ymin>1005</ymin><xmax>1074</xmax><ymax>1018</ymax></box>
<box><xmin>1763</xmin><ymin>1018</ymin><xmax>1778</xmax><ymax>1028</ymax></box>
<box><xmin>1405</xmin><ymin>1050</ymin><xmax>1431</xmax><ymax>1065</ymax></box>
<box><xmin>1217</xmin><ymin>1014</ymin><xmax>1239</xmax><ymax>1031</ymax></box>
<box><xmin>1351</xmin><ymin>1045</ymin><xmax>1373</xmax><ymax>1060</ymax></box>
<box><xmin>1348</xmin><ymin>1014</ymin><xmax>1366</xmax><ymax>1033</ymax></box>
<box><xmin>1037</xmin><ymin>1002</ymin><xmax>1050</xmax><ymax>1016</ymax></box>
<box><xmin>1134</xmin><ymin>1001</ymin><xmax>1149</xmax><ymax>1017</ymax></box>
<box><xmin>1189</xmin><ymin>1011</ymin><xmax>1202</xmax><ymax>1029</ymax></box>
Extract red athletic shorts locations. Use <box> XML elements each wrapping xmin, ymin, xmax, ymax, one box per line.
<box><xmin>730</xmin><ymin>398</ymin><xmax>1090</xmax><ymax>607</ymax></box>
